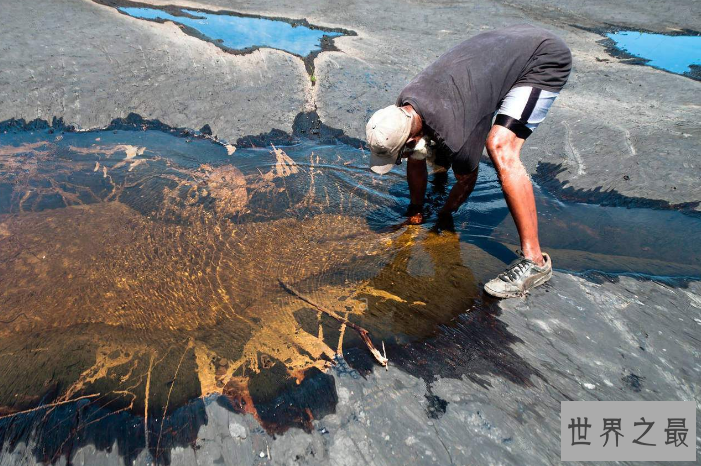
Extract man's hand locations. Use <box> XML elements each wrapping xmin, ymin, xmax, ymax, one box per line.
<box><xmin>405</xmin><ymin>203</ymin><xmax>424</xmax><ymax>225</ymax></box>
<box><xmin>406</xmin><ymin>212</ymin><xmax>424</xmax><ymax>225</ymax></box>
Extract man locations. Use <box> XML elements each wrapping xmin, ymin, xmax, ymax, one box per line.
<box><xmin>365</xmin><ymin>24</ymin><xmax>572</xmax><ymax>298</ymax></box>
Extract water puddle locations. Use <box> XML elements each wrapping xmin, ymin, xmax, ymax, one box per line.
<box><xmin>606</xmin><ymin>30</ymin><xmax>701</xmax><ymax>79</ymax></box>
<box><xmin>1</xmin><ymin>124</ymin><xmax>699</xmax><ymax>461</ymax></box>
<box><xmin>100</xmin><ymin>0</ymin><xmax>352</xmax><ymax>75</ymax></box>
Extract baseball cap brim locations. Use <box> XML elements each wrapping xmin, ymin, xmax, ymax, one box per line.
<box><xmin>369</xmin><ymin>150</ymin><xmax>399</xmax><ymax>175</ymax></box>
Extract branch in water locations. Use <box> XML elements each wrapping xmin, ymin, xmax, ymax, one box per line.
<box><xmin>278</xmin><ymin>280</ymin><xmax>388</xmax><ymax>366</ymax></box>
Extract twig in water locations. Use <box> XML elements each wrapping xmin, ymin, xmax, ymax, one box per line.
<box><xmin>278</xmin><ymin>280</ymin><xmax>388</xmax><ymax>366</ymax></box>
<box><xmin>0</xmin><ymin>394</ymin><xmax>100</xmax><ymax>420</ymax></box>
<box><xmin>0</xmin><ymin>312</ymin><xmax>27</xmax><ymax>324</ymax></box>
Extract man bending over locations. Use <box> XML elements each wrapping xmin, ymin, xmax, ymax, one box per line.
<box><xmin>365</xmin><ymin>24</ymin><xmax>572</xmax><ymax>298</ymax></box>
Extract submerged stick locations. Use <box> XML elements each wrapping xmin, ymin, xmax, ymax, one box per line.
<box><xmin>278</xmin><ymin>280</ymin><xmax>388</xmax><ymax>366</ymax></box>
<box><xmin>0</xmin><ymin>394</ymin><xmax>100</xmax><ymax>420</ymax></box>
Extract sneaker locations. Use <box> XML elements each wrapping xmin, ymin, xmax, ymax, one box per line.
<box><xmin>484</xmin><ymin>252</ymin><xmax>552</xmax><ymax>298</ymax></box>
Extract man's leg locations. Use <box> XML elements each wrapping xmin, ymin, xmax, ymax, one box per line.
<box><xmin>485</xmin><ymin>125</ymin><xmax>544</xmax><ymax>266</ymax></box>
<box><xmin>482</xmin><ymin>85</ymin><xmax>565</xmax><ymax>297</ymax></box>
<box><xmin>406</xmin><ymin>157</ymin><xmax>427</xmax><ymax>224</ymax></box>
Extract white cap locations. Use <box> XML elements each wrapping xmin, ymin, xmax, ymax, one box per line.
<box><xmin>366</xmin><ymin>105</ymin><xmax>412</xmax><ymax>174</ymax></box>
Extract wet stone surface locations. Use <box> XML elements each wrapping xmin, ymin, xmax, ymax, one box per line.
<box><xmin>1</xmin><ymin>0</ymin><xmax>700</xmax><ymax>462</ymax></box>
<box><xmin>0</xmin><ymin>126</ymin><xmax>700</xmax><ymax>464</ymax></box>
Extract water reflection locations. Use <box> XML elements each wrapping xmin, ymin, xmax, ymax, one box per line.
<box><xmin>356</xmin><ymin>223</ymin><xmax>480</xmax><ymax>341</ymax></box>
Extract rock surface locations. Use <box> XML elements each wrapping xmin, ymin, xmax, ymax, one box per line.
<box><xmin>0</xmin><ymin>0</ymin><xmax>699</xmax><ymax>465</ymax></box>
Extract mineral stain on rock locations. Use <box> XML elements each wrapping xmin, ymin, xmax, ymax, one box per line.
<box><xmin>424</xmin><ymin>394</ymin><xmax>448</xmax><ymax>420</ymax></box>
<box><xmin>622</xmin><ymin>373</ymin><xmax>645</xmax><ymax>392</ymax></box>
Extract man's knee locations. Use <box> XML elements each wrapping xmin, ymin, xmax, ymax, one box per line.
<box><xmin>486</xmin><ymin>127</ymin><xmax>522</xmax><ymax>170</ymax></box>
<box><xmin>486</xmin><ymin>132</ymin><xmax>507</xmax><ymax>154</ymax></box>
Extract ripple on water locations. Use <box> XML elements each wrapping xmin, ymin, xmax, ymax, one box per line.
<box><xmin>0</xmin><ymin>127</ymin><xmax>700</xmax><ymax>460</ymax></box>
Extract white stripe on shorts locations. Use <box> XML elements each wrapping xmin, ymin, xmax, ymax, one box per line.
<box><xmin>496</xmin><ymin>86</ymin><xmax>559</xmax><ymax>131</ymax></box>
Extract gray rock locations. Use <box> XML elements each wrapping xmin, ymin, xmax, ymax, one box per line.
<box><xmin>229</xmin><ymin>422</ymin><xmax>248</xmax><ymax>440</ymax></box>
<box><xmin>0</xmin><ymin>1</ymin><xmax>699</xmax><ymax>465</ymax></box>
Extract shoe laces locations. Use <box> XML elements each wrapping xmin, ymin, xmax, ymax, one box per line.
<box><xmin>499</xmin><ymin>258</ymin><xmax>534</xmax><ymax>282</ymax></box>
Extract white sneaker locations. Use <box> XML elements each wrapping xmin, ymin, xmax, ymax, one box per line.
<box><xmin>484</xmin><ymin>252</ymin><xmax>552</xmax><ymax>298</ymax></box>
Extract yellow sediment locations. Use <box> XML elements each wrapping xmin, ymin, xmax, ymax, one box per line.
<box><xmin>359</xmin><ymin>286</ymin><xmax>407</xmax><ymax>303</ymax></box>
<box><xmin>193</xmin><ymin>342</ymin><xmax>220</xmax><ymax>398</ymax></box>
<box><xmin>0</xmin><ymin>142</ymin><xmax>52</xmax><ymax>156</ymax></box>
<box><xmin>0</xmin><ymin>137</ymin><xmax>484</xmax><ymax>424</ymax></box>
<box><xmin>62</xmin><ymin>344</ymin><xmax>147</xmax><ymax>401</ymax></box>
<box><xmin>271</xmin><ymin>145</ymin><xmax>299</xmax><ymax>177</ymax></box>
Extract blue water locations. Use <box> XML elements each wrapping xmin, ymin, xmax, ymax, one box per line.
<box><xmin>606</xmin><ymin>31</ymin><xmax>701</xmax><ymax>76</ymax></box>
<box><xmin>119</xmin><ymin>7</ymin><xmax>341</xmax><ymax>57</ymax></box>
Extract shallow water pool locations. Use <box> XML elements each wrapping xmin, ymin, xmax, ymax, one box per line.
<box><xmin>0</xmin><ymin>127</ymin><xmax>699</xmax><ymax>460</ymax></box>
<box><xmin>118</xmin><ymin>6</ymin><xmax>342</xmax><ymax>58</ymax></box>
<box><xmin>606</xmin><ymin>31</ymin><xmax>701</xmax><ymax>77</ymax></box>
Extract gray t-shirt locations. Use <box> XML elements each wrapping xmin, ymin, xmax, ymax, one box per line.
<box><xmin>397</xmin><ymin>24</ymin><xmax>571</xmax><ymax>173</ymax></box>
